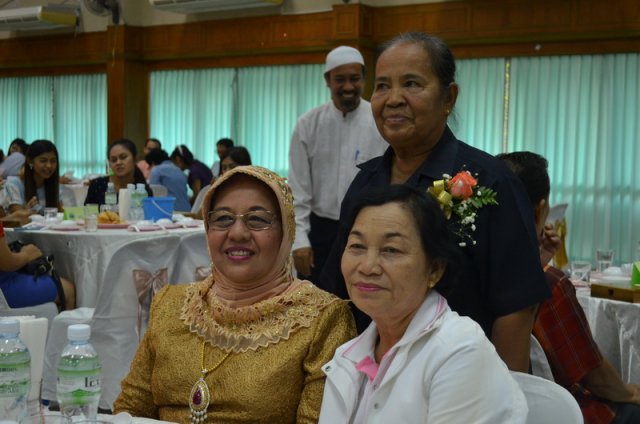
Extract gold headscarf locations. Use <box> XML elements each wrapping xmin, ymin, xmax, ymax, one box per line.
<box><xmin>200</xmin><ymin>165</ymin><xmax>296</xmax><ymax>307</ymax></box>
<box><xmin>182</xmin><ymin>166</ymin><xmax>338</xmax><ymax>353</ymax></box>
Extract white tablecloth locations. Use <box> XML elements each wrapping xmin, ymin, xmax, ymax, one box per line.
<box><xmin>6</xmin><ymin>226</ymin><xmax>210</xmax><ymax>307</ymax></box>
<box><xmin>576</xmin><ymin>287</ymin><xmax>640</xmax><ymax>384</ymax></box>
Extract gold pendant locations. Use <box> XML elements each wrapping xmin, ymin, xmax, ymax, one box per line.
<box><xmin>189</xmin><ymin>376</ymin><xmax>210</xmax><ymax>423</ymax></box>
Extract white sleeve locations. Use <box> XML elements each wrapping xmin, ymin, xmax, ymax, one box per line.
<box><xmin>4</xmin><ymin>177</ymin><xmax>25</xmax><ymax>207</ymax></box>
<box><xmin>426</xmin><ymin>329</ymin><xmax>528</xmax><ymax>424</ymax></box>
<box><xmin>288</xmin><ymin>119</ymin><xmax>313</xmax><ymax>251</ymax></box>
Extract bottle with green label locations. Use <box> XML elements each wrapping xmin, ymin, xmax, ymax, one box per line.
<box><xmin>57</xmin><ymin>324</ymin><xmax>101</xmax><ymax>419</ymax></box>
<box><xmin>0</xmin><ymin>318</ymin><xmax>30</xmax><ymax>422</ymax></box>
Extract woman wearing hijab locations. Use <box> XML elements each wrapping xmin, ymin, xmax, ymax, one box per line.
<box><xmin>114</xmin><ymin>165</ymin><xmax>356</xmax><ymax>423</ymax></box>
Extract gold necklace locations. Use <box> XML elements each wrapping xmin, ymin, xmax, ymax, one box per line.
<box><xmin>189</xmin><ymin>341</ymin><xmax>231</xmax><ymax>424</ymax></box>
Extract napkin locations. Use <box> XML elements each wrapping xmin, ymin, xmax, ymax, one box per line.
<box><xmin>119</xmin><ymin>189</ymin><xmax>132</xmax><ymax>221</ymax></box>
<box><xmin>12</xmin><ymin>316</ymin><xmax>48</xmax><ymax>411</ymax></box>
<box><xmin>632</xmin><ymin>261</ymin><xmax>640</xmax><ymax>286</ymax></box>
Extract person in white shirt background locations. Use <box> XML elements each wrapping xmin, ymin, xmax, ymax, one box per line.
<box><xmin>288</xmin><ymin>45</ymin><xmax>387</xmax><ymax>282</ymax></box>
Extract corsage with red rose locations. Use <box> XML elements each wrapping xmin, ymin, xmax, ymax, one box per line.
<box><xmin>428</xmin><ymin>170</ymin><xmax>498</xmax><ymax>247</ymax></box>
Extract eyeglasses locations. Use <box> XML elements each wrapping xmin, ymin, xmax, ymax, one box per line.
<box><xmin>208</xmin><ymin>210</ymin><xmax>278</xmax><ymax>231</ymax></box>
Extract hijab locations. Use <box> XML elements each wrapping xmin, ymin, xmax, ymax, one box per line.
<box><xmin>200</xmin><ymin>165</ymin><xmax>298</xmax><ymax>308</ymax></box>
<box><xmin>182</xmin><ymin>166</ymin><xmax>335</xmax><ymax>353</ymax></box>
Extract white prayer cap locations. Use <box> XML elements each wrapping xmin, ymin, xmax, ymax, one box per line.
<box><xmin>324</xmin><ymin>46</ymin><xmax>365</xmax><ymax>74</ymax></box>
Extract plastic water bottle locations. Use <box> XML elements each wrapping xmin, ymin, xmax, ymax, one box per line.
<box><xmin>136</xmin><ymin>183</ymin><xmax>148</xmax><ymax>220</ymax></box>
<box><xmin>104</xmin><ymin>182</ymin><xmax>117</xmax><ymax>213</ymax></box>
<box><xmin>57</xmin><ymin>324</ymin><xmax>101</xmax><ymax>420</ymax></box>
<box><xmin>0</xmin><ymin>318</ymin><xmax>30</xmax><ymax>423</ymax></box>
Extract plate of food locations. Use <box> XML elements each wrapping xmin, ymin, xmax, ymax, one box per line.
<box><xmin>97</xmin><ymin>211</ymin><xmax>128</xmax><ymax>228</ymax></box>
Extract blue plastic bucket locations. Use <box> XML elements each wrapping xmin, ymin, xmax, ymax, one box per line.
<box><xmin>143</xmin><ymin>196</ymin><xmax>175</xmax><ymax>221</ymax></box>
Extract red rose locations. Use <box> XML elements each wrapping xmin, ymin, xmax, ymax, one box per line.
<box><xmin>448</xmin><ymin>171</ymin><xmax>477</xmax><ymax>199</ymax></box>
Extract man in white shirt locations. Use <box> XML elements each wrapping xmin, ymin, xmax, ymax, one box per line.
<box><xmin>288</xmin><ymin>46</ymin><xmax>387</xmax><ymax>282</ymax></box>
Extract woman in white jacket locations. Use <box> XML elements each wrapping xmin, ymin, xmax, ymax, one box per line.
<box><xmin>319</xmin><ymin>185</ymin><xmax>527</xmax><ymax>423</ymax></box>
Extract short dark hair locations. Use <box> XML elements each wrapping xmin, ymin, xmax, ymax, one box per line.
<box><xmin>225</xmin><ymin>147</ymin><xmax>252</xmax><ymax>167</ymax></box>
<box><xmin>170</xmin><ymin>144</ymin><xmax>194</xmax><ymax>166</ymax></box>
<box><xmin>9</xmin><ymin>138</ymin><xmax>29</xmax><ymax>154</ymax></box>
<box><xmin>496</xmin><ymin>151</ymin><xmax>550</xmax><ymax>205</ymax></box>
<box><xmin>342</xmin><ymin>184</ymin><xmax>461</xmax><ymax>291</ymax></box>
<box><xmin>216</xmin><ymin>138</ymin><xmax>234</xmax><ymax>149</ymax></box>
<box><xmin>145</xmin><ymin>148</ymin><xmax>170</xmax><ymax>166</ymax></box>
<box><xmin>146</xmin><ymin>138</ymin><xmax>162</xmax><ymax>148</ymax></box>
<box><xmin>377</xmin><ymin>32</ymin><xmax>456</xmax><ymax>97</ymax></box>
<box><xmin>25</xmin><ymin>139</ymin><xmax>59</xmax><ymax>208</ymax></box>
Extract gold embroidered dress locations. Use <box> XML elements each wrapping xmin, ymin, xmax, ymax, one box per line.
<box><xmin>113</xmin><ymin>166</ymin><xmax>356</xmax><ymax>423</ymax></box>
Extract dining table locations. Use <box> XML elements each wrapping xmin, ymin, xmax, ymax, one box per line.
<box><xmin>575</xmin><ymin>285</ymin><xmax>640</xmax><ymax>385</ymax></box>
<box><xmin>5</xmin><ymin>223</ymin><xmax>210</xmax><ymax>308</ymax></box>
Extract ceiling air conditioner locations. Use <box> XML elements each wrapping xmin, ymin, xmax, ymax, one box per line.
<box><xmin>0</xmin><ymin>5</ymin><xmax>78</xmax><ymax>31</ymax></box>
<box><xmin>149</xmin><ymin>0</ymin><xmax>283</xmax><ymax>14</ymax></box>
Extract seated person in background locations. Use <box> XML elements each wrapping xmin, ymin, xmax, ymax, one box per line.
<box><xmin>114</xmin><ymin>165</ymin><xmax>355</xmax><ymax>422</ymax></box>
<box><xmin>85</xmin><ymin>138</ymin><xmax>152</xmax><ymax>206</ymax></box>
<box><xmin>319</xmin><ymin>185</ymin><xmax>527</xmax><ymax>423</ymax></box>
<box><xmin>137</xmin><ymin>138</ymin><xmax>161</xmax><ymax>181</ymax></box>
<box><xmin>0</xmin><ymin>138</ymin><xmax>29</xmax><ymax>178</ymax></box>
<box><xmin>145</xmin><ymin>149</ymin><xmax>191</xmax><ymax>212</ymax></box>
<box><xmin>211</xmin><ymin>138</ymin><xmax>234</xmax><ymax>178</ymax></box>
<box><xmin>0</xmin><ymin>221</ymin><xmax>76</xmax><ymax>310</ymax></box>
<box><xmin>170</xmin><ymin>144</ymin><xmax>213</xmax><ymax>204</ymax></box>
<box><xmin>220</xmin><ymin>146</ymin><xmax>252</xmax><ymax>176</ymax></box>
<box><xmin>498</xmin><ymin>151</ymin><xmax>640</xmax><ymax>424</ymax></box>
<box><xmin>4</xmin><ymin>140</ymin><xmax>62</xmax><ymax>214</ymax></box>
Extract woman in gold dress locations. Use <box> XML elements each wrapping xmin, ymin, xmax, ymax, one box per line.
<box><xmin>113</xmin><ymin>165</ymin><xmax>355</xmax><ymax>423</ymax></box>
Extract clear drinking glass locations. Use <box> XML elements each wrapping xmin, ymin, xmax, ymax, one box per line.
<box><xmin>570</xmin><ymin>261</ymin><xmax>591</xmax><ymax>283</ymax></box>
<box><xmin>44</xmin><ymin>207</ymin><xmax>58</xmax><ymax>225</ymax></box>
<box><xmin>85</xmin><ymin>204</ymin><xmax>99</xmax><ymax>232</ymax></box>
<box><xmin>596</xmin><ymin>249</ymin><xmax>614</xmax><ymax>272</ymax></box>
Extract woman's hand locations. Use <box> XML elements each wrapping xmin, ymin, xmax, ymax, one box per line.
<box><xmin>539</xmin><ymin>224</ymin><xmax>561</xmax><ymax>266</ymax></box>
<box><xmin>25</xmin><ymin>196</ymin><xmax>39</xmax><ymax>210</ymax></box>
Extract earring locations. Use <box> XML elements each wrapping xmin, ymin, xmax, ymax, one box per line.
<box><xmin>29</xmin><ymin>164</ymin><xmax>33</xmax><ymax>170</ymax></box>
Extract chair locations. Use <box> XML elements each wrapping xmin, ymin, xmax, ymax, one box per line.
<box><xmin>529</xmin><ymin>334</ymin><xmax>555</xmax><ymax>381</ymax></box>
<box><xmin>510</xmin><ymin>371</ymin><xmax>583</xmax><ymax>424</ymax></box>
<box><xmin>0</xmin><ymin>290</ymin><xmax>59</xmax><ymax>333</ymax></box>
<box><xmin>41</xmin><ymin>235</ymin><xmax>181</xmax><ymax>411</ymax></box>
<box><xmin>191</xmin><ymin>184</ymin><xmax>210</xmax><ymax>215</ymax></box>
<box><xmin>149</xmin><ymin>184</ymin><xmax>168</xmax><ymax>197</ymax></box>
<box><xmin>172</xmin><ymin>231</ymin><xmax>210</xmax><ymax>283</ymax></box>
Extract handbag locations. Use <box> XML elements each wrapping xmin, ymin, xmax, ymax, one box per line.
<box><xmin>7</xmin><ymin>240</ymin><xmax>67</xmax><ymax>311</ymax></box>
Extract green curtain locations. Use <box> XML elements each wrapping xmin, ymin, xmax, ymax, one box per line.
<box><xmin>454</xmin><ymin>58</ymin><xmax>505</xmax><ymax>155</ymax></box>
<box><xmin>53</xmin><ymin>74</ymin><xmax>107</xmax><ymax>178</ymax></box>
<box><xmin>149</xmin><ymin>68</ymin><xmax>235</xmax><ymax>169</ymax></box>
<box><xmin>150</xmin><ymin>65</ymin><xmax>328</xmax><ymax>176</ymax></box>
<box><xmin>509</xmin><ymin>54</ymin><xmax>640</xmax><ymax>263</ymax></box>
<box><xmin>0</xmin><ymin>76</ymin><xmax>53</xmax><ymax>144</ymax></box>
<box><xmin>0</xmin><ymin>74</ymin><xmax>106</xmax><ymax>178</ymax></box>
<box><xmin>236</xmin><ymin>64</ymin><xmax>329</xmax><ymax>176</ymax></box>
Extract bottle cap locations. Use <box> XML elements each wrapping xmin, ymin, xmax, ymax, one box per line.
<box><xmin>68</xmin><ymin>324</ymin><xmax>91</xmax><ymax>341</ymax></box>
<box><xmin>136</xmin><ymin>183</ymin><xmax>145</xmax><ymax>190</ymax></box>
<box><xmin>0</xmin><ymin>318</ymin><xmax>20</xmax><ymax>334</ymax></box>
<box><xmin>127</xmin><ymin>184</ymin><xmax>135</xmax><ymax>190</ymax></box>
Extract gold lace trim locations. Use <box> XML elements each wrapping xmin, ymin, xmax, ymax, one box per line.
<box><xmin>181</xmin><ymin>277</ymin><xmax>341</xmax><ymax>353</ymax></box>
